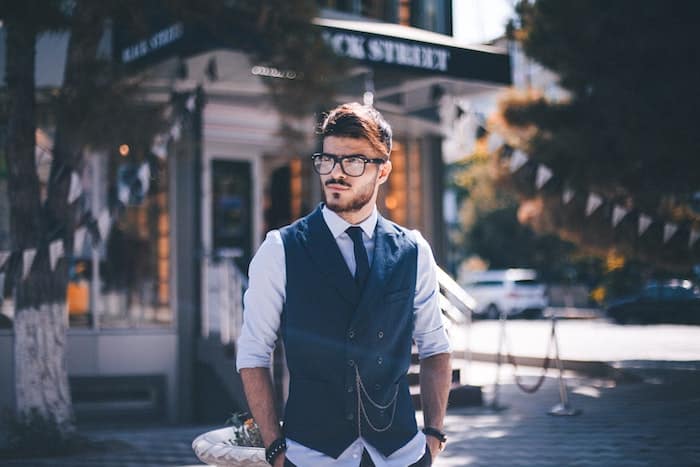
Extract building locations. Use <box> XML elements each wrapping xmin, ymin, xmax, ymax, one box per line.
<box><xmin>0</xmin><ymin>1</ymin><xmax>510</xmax><ymax>426</ymax></box>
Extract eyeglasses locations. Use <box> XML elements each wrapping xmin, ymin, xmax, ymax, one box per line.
<box><xmin>311</xmin><ymin>153</ymin><xmax>386</xmax><ymax>177</ymax></box>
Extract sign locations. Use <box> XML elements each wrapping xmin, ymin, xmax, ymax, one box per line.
<box><xmin>121</xmin><ymin>22</ymin><xmax>185</xmax><ymax>64</ymax></box>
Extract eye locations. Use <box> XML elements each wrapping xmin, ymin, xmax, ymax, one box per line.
<box><xmin>344</xmin><ymin>156</ymin><xmax>365</xmax><ymax>165</ymax></box>
<box><xmin>320</xmin><ymin>154</ymin><xmax>335</xmax><ymax>163</ymax></box>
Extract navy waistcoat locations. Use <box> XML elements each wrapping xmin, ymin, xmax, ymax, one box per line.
<box><xmin>279</xmin><ymin>205</ymin><xmax>419</xmax><ymax>459</ymax></box>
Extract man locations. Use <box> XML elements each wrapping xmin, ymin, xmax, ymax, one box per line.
<box><xmin>237</xmin><ymin>102</ymin><xmax>451</xmax><ymax>467</ymax></box>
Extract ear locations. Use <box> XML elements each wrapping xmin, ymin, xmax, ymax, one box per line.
<box><xmin>377</xmin><ymin>160</ymin><xmax>392</xmax><ymax>185</ymax></box>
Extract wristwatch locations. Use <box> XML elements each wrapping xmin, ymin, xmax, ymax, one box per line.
<box><xmin>422</xmin><ymin>427</ymin><xmax>447</xmax><ymax>451</ymax></box>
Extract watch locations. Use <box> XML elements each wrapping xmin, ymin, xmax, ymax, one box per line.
<box><xmin>422</xmin><ymin>427</ymin><xmax>447</xmax><ymax>450</ymax></box>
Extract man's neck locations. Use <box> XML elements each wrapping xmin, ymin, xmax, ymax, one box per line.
<box><xmin>334</xmin><ymin>204</ymin><xmax>374</xmax><ymax>225</ymax></box>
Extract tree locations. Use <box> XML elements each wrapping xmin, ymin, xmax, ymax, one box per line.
<box><xmin>498</xmin><ymin>0</ymin><xmax>700</xmax><ymax>271</ymax></box>
<box><xmin>1</xmin><ymin>0</ymin><xmax>340</xmax><ymax>441</ymax></box>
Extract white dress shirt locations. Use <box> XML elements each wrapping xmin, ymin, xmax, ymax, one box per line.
<box><xmin>237</xmin><ymin>205</ymin><xmax>451</xmax><ymax>467</ymax></box>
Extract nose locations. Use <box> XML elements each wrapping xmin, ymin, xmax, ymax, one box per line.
<box><xmin>330</xmin><ymin>159</ymin><xmax>346</xmax><ymax>178</ymax></box>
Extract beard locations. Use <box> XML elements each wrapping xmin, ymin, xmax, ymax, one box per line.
<box><xmin>322</xmin><ymin>175</ymin><xmax>377</xmax><ymax>214</ymax></box>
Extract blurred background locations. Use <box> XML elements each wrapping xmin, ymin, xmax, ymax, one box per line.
<box><xmin>1</xmin><ymin>1</ymin><xmax>700</xmax><ymax>463</ymax></box>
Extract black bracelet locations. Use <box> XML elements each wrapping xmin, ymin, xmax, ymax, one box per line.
<box><xmin>265</xmin><ymin>437</ymin><xmax>287</xmax><ymax>465</ymax></box>
<box><xmin>422</xmin><ymin>427</ymin><xmax>447</xmax><ymax>443</ymax></box>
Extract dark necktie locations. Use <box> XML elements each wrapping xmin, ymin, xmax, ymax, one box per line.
<box><xmin>346</xmin><ymin>226</ymin><xmax>370</xmax><ymax>289</ymax></box>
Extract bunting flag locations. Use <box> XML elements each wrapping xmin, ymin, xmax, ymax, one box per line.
<box><xmin>68</xmin><ymin>171</ymin><xmax>83</xmax><ymax>204</ymax></box>
<box><xmin>509</xmin><ymin>149</ymin><xmax>528</xmax><ymax>173</ymax></box>
<box><xmin>74</xmin><ymin>226</ymin><xmax>87</xmax><ymax>255</ymax></box>
<box><xmin>535</xmin><ymin>164</ymin><xmax>553</xmax><ymax>189</ymax></box>
<box><xmin>663</xmin><ymin>223</ymin><xmax>678</xmax><ymax>244</ymax></box>
<box><xmin>22</xmin><ymin>248</ymin><xmax>37</xmax><ymax>280</ymax></box>
<box><xmin>0</xmin><ymin>251</ymin><xmax>9</xmax><ymax>270</ymax></box>
<box><xmin>585</xmin><ymin>193</ymin><xmax>603</xmax><ymax>216</ymax></box>
<box><xmin>97</xmin><ymin>210</ymin><xmax>112</xmax><ymax>242</ymax></box>
<box><xmin>186</xmin><ymin>93</ymin><xmax>196</xmax><ymax>112</ymax></box>
<box><xmin>562</xmin><ymin>188</ymin><xmax>575</xmax><ymax>205</ymax></box>
<box><xmin>137</xmin><ymin>163</ymin><xmax>150</xmax><ymax>194</ymax></box>
<box><xmin>151</xmin><ymin>134</ymin><xmax>168</xmax><ymax>159</ymax></box>
<box><xmin>638</xmin><ymin>214</ymin><xmax>653</xmax><ymax>236</ymax></box>
<box><xmin>612</xmin><ymin>205</ymin><xmax>629</xmax><ymax>227</ymax></box>
<box><xmin>170</xmin><ymin>120</ymin><xmax>182</xmax><ymax>142</ymax></box>
<box><xmin>689</xmin><ymin>229</ymin><xmax>700</xmax><ymax>248</ymax></box>
<box><xmin>118</xmin><ymin>184</ymin><xmax>131</xmax><ymax>205</ymax></box>
<box><xmin>49</xmin><ymin>240</ymin><xmax>64</xmax><ymax>271</ymax></box>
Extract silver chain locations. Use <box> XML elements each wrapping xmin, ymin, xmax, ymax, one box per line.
<box><xmin>355</xmin><ymin>365</ymin><xmax>399</xmax><ymax>435</ymax></box>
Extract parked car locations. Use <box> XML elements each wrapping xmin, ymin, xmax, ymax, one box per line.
<box><xmin>606</xmin><ymin>280</ymin><xmax>700</xmax><ymax>325</ymax></box>
<box><xmin>461</xmin><ymin>269</ymin><xmax>548</xmax><ymax>319</ymax></box>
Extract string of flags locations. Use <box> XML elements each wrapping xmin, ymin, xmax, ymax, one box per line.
<box><xmin>497</xmin><ymin>139</ymin><xmax>700</xmax><ymax>249</ymax></box>
<box><xmin>0</xmin><ymin>89</ymin><xmax>198</xmax><ymax>294</ymax></box>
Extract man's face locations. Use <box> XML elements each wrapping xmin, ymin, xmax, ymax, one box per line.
<box><xmin>320</xmin><ymin>136</ymin><xmax>391</xmax><ymax>215</ymax></box>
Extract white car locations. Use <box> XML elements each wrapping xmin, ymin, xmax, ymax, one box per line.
<box><xmin>461</xmin><ymin>269</ymin><xmax>548</xmax><ymax>319</ymax></box>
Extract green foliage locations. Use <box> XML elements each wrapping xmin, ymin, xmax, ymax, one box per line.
<box><xmin>501</xmin><ymin>0</ymin><xmax>700</xmax><ymax>269</ymax></box>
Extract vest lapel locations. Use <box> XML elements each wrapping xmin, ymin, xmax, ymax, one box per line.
<box><xmin>297</xmin><ymin>206</ymin><xmax>359</xmax><ymax>305</ymax></box>
<box><xmin>351</xmin><ymin>214</ymin><xmax>402</xmax><ymax>328</ymax></box>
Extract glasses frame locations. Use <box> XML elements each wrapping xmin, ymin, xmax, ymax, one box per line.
<box><xmin>311</xmin><ymin>152</ymin><xmax>387</xmax><ymax>177</ymax></box>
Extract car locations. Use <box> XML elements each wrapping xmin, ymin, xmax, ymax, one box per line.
<box><xmin>606</xmin><ymin>279</ymin><xmax>700</xmax><ymax>325</ymax></box>
<box><xmin>460</xmin><ymin>269</ymin><xmax>548</xmax><ymax>319</ymax></box>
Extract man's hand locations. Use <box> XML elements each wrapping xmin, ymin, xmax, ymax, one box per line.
<box><xmin>425</xmin><ymin>434</ymin><xmax>444</xmax><ymax>459</ymax></box>
<box><xmin>273</xmin><ymin>453</ymin><xmax>285</xmax><ymax>467</ymax></box>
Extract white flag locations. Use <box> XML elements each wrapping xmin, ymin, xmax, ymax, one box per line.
<box><xmin>137</xmin><ymin>163</ymin><xmax>150</xmax><ymax>194</ymax></box>
<box><xmin>663</xmin><ymin>223</ymin><xmax>678</xmax><ymax>244</ymax></box>
<box><xmin>74</xmin><ymin>227</ymin><xmax>87</xmax><ymax>255</ymax></box>
<box><xmin>612</xmin><ymin>205</ymin><xmax>629</xmax><ymax>227</ymax></box>
<box><xmin>0</xmin><ymin>250</ymin><xmax>9</xmax><ymax>270</ymax></box>
<box><xmin>487</xmin><ymin>131</ymin><xmax>505</xmax><ymax>153</ymax></box>
<box><xmin>509</xmin><ymin>149</ymin><xmax>528</xmax><ymax>173</ymax></box>
<box><xmin>68</xmin><ymin>171</ymin><xmax>83</xmax><ymax>204</ymax></box>
<box><xmin>118</xmin><ymin>184</ymin><xmax>131</xmax><ymax>205</ymax></box>
<box><xmin>535</xmin><ymin>165</ymin><xmax>553</xmax><ymax>189</ymax></box>
<box><xmin>49</xmin><ymin>240</ymin><xmax>64</xmax><ymax>271</ymax></box>
<box><xmin>22</xmin><ymin>248</ymin><xmax>37</xmax><ymax>280</ymax></box>
<box><xmin>689</xmin><ymin>229</ymin><xmax>700</xmax><ymax>248</ymax></box>
<box><xmin>170</xmin><ymin>120</ymin><xmax>182</xmax><ymax>142</ymax></box>
<box><xmin>562</xmin><ymin>188</ymin><xmax>575</xmax><ymax>204</ymax></box>
<box><xmin>638</xmin><ymin>214</ymin><xmax>652</xmax><ymax>236</ymax></box>
<box><xmin>151</xmin><ymin>134</ymin><xmax>168</xmax><ymax>159</ymax></box>
<box><xmin>97</xmin><ymin>210</ymin><xmax>112</xmax><ymax>243</ymax></box>
<box><xmin>186</xmin><ymin>94</ymin><xmax>196</xmax><ymax>112</ymax></box>
<box><xmin>585</xmin><ymin>193</ymin><xmax>603</xmax><ymax>216</ymax></box>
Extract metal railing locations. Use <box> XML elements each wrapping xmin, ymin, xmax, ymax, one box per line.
<box><xmin>202</xmin><ymin>254</ymin><xmax>248</xmax><ymax>345</ymax></box>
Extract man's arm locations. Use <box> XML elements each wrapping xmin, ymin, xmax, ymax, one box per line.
<box><xmin>240</xmin><ymin>368</ymin><xmax>285</xmax><ymax>467</ymax></box>
<box><xmin>419</xmin><ymin>352</ymin><xmax>451</xmax><ymax>458</ymax></box>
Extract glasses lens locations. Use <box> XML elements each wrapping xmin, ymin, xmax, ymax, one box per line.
<box><xmin>313</xmin><ymin>154</ymin><xmax>334</xmax><ymax>174</ymax></box>
<box><xmin>341</xmin><ymin>156</ymin><xmax>366</xmax><ymax>176</ymax></box>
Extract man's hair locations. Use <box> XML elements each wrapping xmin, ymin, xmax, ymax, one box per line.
<box><xmin>318</xmin><ymin>103</ymin><xmax>393</xmax><ymax>158</ymax></box>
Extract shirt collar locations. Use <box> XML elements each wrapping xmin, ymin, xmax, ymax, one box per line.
<box><xmin>321</xmin><ymin>204</ymin><xmax>378</xmax><ymax>239</ymax></box>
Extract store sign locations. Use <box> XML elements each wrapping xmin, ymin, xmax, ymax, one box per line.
<box><xmin>321</xmin><ymin>30</ymin><xmax>451</xmax><ymax>72</ymax></box>
<box><xmin>121</xmin><ymin>22</ymin><xmax>185</xmax><ymax>64</ymax></box>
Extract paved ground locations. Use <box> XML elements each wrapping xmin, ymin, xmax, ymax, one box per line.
<box><xmin>4</xmin><ymin>319</ymin><xmax>700</xmax><ymax>466</ymax></box>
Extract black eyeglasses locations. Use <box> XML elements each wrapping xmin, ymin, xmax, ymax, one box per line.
<box><xmin>311</xmin><ymin>153</ymin><xmax>386</xmax><ymax>177</ymax></box>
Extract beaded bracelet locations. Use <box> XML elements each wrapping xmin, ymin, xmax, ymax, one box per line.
<box><xmin>422</xmin><ymin>426</ymin><xmax>447</xmax><ymax>443</ymax></box>
<box><xmin>265</xmin><ymin>437</ymin><xmax>287</xmax><ymax>465</ymax></box>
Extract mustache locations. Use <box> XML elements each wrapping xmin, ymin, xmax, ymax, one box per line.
<box><xmin>325</xmin><ymin>178</ymin><xmax>351</xmax><ymax>187</ymax></box>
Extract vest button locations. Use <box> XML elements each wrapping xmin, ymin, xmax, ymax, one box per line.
<box><xmin>348</xmin><ymin>359</ymin><xmax>355</xmax><ymax>367</ymax></box>
<box><xmin>346</xmin><ymin>412</ymin><xmax>354</xmax><ymax>421</ymax></box>
<box><xmin>347</xmin><ymin>385</ymin><xmax>354</xmax><ymax>393</ymax></box>
<box><xmin>376</xmin><ymin>356</ymin><xmax>383</xmax><ymax>365</ymax></box>
<box><xmin>374</xmin><ymin>383</ymin><xmax>381</xmax><ymax>390</ymax></box>
<box><xmin>348</xmin><ymin>330</ymin><xmax>355</xmax><ymax>339</ymax></box>
<box><xmin>377</xmin><ymin>330</ymin><xmax>384</xmax><ymax>339</ymax></box>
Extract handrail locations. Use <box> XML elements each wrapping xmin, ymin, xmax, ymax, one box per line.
<box><xmin>202</xmin><ymin>254</ymin><xmax>248</xmax><ymax>344</ymax></box>
<box><xmin>437</xmin><ymin>266</ymin><xmax>475</xmax><ymax>325</ymax></box>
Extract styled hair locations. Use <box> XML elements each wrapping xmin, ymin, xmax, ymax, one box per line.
<box><xmin>319</xmin><ymin>102</ymin><xmax>393</xmax><ymax>158</ymax></box>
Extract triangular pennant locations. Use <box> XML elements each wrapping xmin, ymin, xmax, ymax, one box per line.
<box><xmin>186</xmin><ymin>94</ymin><xmax>196</xmax><ymax>112</ymax></box>
<box><xmin>170</xmin><ymin>120</ymin><xmax>182</xmax><ymax>142</ymax></box>
<box><xmin>689</xmin><ymin>229</ymin><xmax>700</xmax><ymax>248</ymax></box>
<box><xmin>137</xmin><ymin>163</ymin><xmax>150</xmax><ymax>194</ymax></box>
<box><xmin>509</xmin><ymin>149</ymin><xmax>528</xmax><ymax>173</ymax></box>
<box><xmin>68</xmin><ymin>171</ymin><xmax>83</xmax><ymax>204</ymax></box>
<box><xmin>0</xmin><ymin>251</ymin><xmax>9</xmax><ymax>270</ymax></box>
<box><xmin>74</xmin><ymin>227</ymin><xmax>87</xmax><ymax>255</ymax></box>
<box><xmin>97</xmin><ymin>210</ymin><xmax>112</xmax><ymax>243</ymax></box>
<box><xmin>562</xmin><ymin>188</ymin><xmax>575</xmax><ymax>204</ymax></box>
<box><xmin>151</xmin><ymin>134</ymin><xmax>168</xmax><ymax>159</ymax></box>
<box><xmin>638</xmin><ymin>214</ymin><xmax>652</xmax><ymax>236</ymax></box>
<box><xmin>49</xmin><ymin>240</ymin><xmax>64</xmax><ymax>271</ymax></box>
<box><xmin>663</xmin><ymin>223</ymin><xmax>678</xmax><ymax>244</ymax></box>
<box><xmin>487</xmin><ymin>131</ymin><xmax>505</xmax><ymax>153</ymax></box>
<box><xmin>612</xmin><ymin>205</ymin><xmax>629</xmax><ymax>227</ymax></box>
<box><xmin>585</xmin><ymin>193</ymin><xmax>603</xmax><ymax>216</ymax></box>
<box><xmin>118</xmin><ymin>184</ymin><xmax>131</xmax><ymax>205</ymax></box>
<box><xmin>535</xmin><ymin>164</ymin><xmax>553</xmax><ymax>189</ymax></box>
<box><xmin>22</xmin><ymin>248</ymin><xmax>37</xmax><ymax>280</ymax></box>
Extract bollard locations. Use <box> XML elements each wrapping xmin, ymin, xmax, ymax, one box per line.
<box><xmin>547</xmin><ymin>314</ymin><xmax>581</xmax><ymax>416</ymax></box>
<box><xmin>488</xmin><ymin>308</ymin><xmax>509</xmax><ymax>411</ymax></box>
